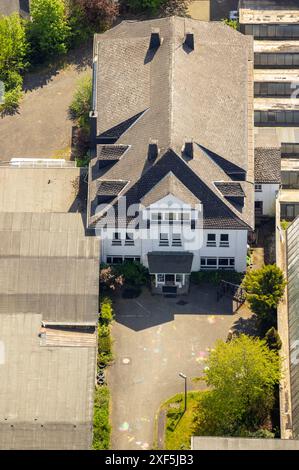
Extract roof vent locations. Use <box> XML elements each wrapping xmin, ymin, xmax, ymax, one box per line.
<box><xmin>184</xmin><ymin>32</ymin><xmax>194</xmax><ymax>51</ymax></box>
<box><xmin>184</xmin><ymin>140</ymin><xmax>194</xmax><ymax>159</ymax></box>
<box><xmin>148</xmin><ymin>139</ymin><xmax>159</xmax><ymax>162</ymax></box>
<box><xmin>149</xmin><ymin>29</ymin><xmax>162</xmax><ymax>49</ymax></box>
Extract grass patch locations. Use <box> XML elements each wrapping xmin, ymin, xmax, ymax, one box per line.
<box><xmin>163</xmin><ymin>391</ymin><xmax>202</xmax><ymax>450</ymax></box>
<box><xmin>92</xmin><ymin>385</ymin><xmax>111</xmax><ymax>450</ymax></box>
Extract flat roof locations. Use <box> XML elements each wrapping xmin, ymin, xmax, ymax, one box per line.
<box><xmin>191</xmin><ymin>436</ymin><xmax>299</xmax><ymax>450</ymax></box>
<box><xmin>0</xmin><ymin>167</ymin><xmax>85</xmax><ymax>213</ymax></box>
<box><xmin>254</xmin><ymin>69</ymin><xmax>299</xmax><ymax>82</ymax></box>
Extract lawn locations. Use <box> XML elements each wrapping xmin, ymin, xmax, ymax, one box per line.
<box><xmin>163</xmin><ymin>391</ymin><xmax>202</xmax><ymax>450</ymax></box>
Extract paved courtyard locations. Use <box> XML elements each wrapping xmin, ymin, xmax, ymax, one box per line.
<box><xmin>108</xmin><ymin>285</ymin><xmax>252</xmax><ymax>450</ymax></box>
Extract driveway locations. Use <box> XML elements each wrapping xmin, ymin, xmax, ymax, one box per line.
<box><xmin>0</xmin><ymin>43</ymin><xmax>92</xmax><ymax>161</ymax></box>
<box><xmin>108</xmin><ymin>285</ymin><xmax>252</xmax><ymax>450</ymax></box>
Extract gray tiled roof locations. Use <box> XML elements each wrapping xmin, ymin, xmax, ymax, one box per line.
<box><xmin>214</xmin><ymin>182</ymin><xmax>245</xmax><ymax>197</ymax></box>
<box><xmin>254</xmin><ymin>147</ymin><xmax>281</xmax><ymax>183</ymax></box>
<box><xmin>97</xmin><ymin>145</ymin><xmax>129</xmax><ymax>161</ymax></box>
<box><xmin>97</xmin><ymin>180</ymin><xmax>128</xmax><ymax>196</ymax></box>
<box><xmin>88</xmin><ymin>17</ymin><xmax>254</xmax><ymax>230</ymax></box>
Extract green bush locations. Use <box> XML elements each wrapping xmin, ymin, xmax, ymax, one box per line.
<box><xmin>281</xmin><ymin>219</ymin><xmax>291</xmax><ymax>231</ymax></box>
<box><xmin>0</xmin><ymin>86</ymin><xmax>22</xmax><ymax>114</ymax></box>
<box><xmin>69</xmin><ymin>75</ymin><xmax>92</xmax><ymax>130</ymax></box>
<box><xmin>92</xmin><ymin>385</ymin><xmax>111</xmax><ymax>449</ymax></box>
<box><xmin>100</xmin><ymin>297</ymin><xmax>114</xmax><ymax>325</ymax></box>
<box><xmin>191</xmin><ymin>270</ymin><xmax>244</xmax><ymax>286</ymax></box>
<box><xmin>28</xmin><ymin>0</ymin><xmax>71</xmax><ymax>63</ymax></box>
<box><xmin>127</xmin><ymin>0</ymin><xmax>163</xmax><ymax>12</ymax></box>
<box><xmin>265</xmin><ymin>327</ymin><xmax>282</xmax><ymax>351</ymax></box>
<box><xmin>242</xmin><ymin>264</ymin><xmax>286</xmax><ymax>330</ymax></box>
<box><xmin>115</xmin><ymin>261</ymin><xmax>149</xmax><ymax>287</ymax></box>
<box><xmin>0</xmin><ymin>13</ymin><xmax>28</xmax><ymax>82</ymax></box>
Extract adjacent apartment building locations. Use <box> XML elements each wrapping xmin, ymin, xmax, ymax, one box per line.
<box><xmin>87</xmin><ymin>17</ymin><xmax>254</xmax><ymax>294</ymax></box>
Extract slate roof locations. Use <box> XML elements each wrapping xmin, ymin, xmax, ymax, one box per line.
<box><xmin>214</xmin><ymin>182</ymin><xmax>245</xmax><ymax>197</ymax></box>
<box><xmin>88</xmin><ymin>17</ymin><xmax>254</xmax><ymax>231</ymax></box>
<box><xmin>148</xmin><ymin>251</ymin><xmax>194</xmax><ymax>274</ymax></box>
<box><xmin>254</xmin><ymin>147</ymin><xmax>281</xmax><ymax>184</ymax></box>
<box><xmin>97</xmin><ymin>145</ymin><xmax>129</xmax><ymax>161</ymax></box>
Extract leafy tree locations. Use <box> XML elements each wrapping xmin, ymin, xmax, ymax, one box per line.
<box><xmin>127</xmin><ymin>0</ymin><xmax>164</xmax><ymax>13</ymax></box>
<box><xmin>100</xmin><ymin>265</ymin><xmax>124</xmax><ymax>291</ymax></box>
<box><xmin>265</xmin><ymin>327</ymin><xmax>282</xmax><ymax>351</ymax></box>
<box><xmin>162</xmin><ymin>0</ymin><xmax>190</xmax><ymax>16</ymax></box>
<box><xmin>0</xmin><ymin>13</ymin><xmax>28</xmax><ymax>85</ymax></box>
<box><xmin>28</xmin><ymin>0</ymin><xmax>70</xmax><ymax>62</ymax></box>
<box><xmin>242</xmin><ymin>265</ymin><xmax>286</xmax><ymax>329</ymax></box>
<box><xmin>68</xmin><ymin>0</ymin><xmax>118</xmax><ymax>33</ymax></box>
<box><xmin>193</xmin><ymin>335</ymin><xmax>281</xmax><ymax>436</ymax></box>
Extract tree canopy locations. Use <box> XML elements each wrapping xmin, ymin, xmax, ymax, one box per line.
<box><xmin>28</xmin><ymin>0</ymin><xmax>70</xmax><ymax>62</ymax></box>
<box><xmin>0</xmin><ymin>13</ymin><xmax>27</xmax><ymax>88</ymax></box>
<box><xmin>194</xmin><ymin>334</ymin><xmax>281</xmax><ymax>436</ymax></box>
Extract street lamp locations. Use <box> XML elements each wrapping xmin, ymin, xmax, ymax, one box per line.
<box><xmin>179</xmin><ymin>372</ymin><xmax>187</xmax><ymax>412</ymax></box>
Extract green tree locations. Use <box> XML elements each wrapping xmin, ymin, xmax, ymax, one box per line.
<box><xmin>193</xmin><ymin>335</ymin><xmax>281</xmax><ymax>436</ymax></box>
<box><xmin>265</xmin><ymin>327</ymin><xmax>282</xmax><ymax>351</ymax></box>
<box><xmin>28</xmin><ymin>0</ymin><xmax>70</xmax><ymax>62</ymax></box>
<box><xmin>127</xmin><ymin>0</ymin><xmax>164</xmax><ymax>13</ymax></box>
<box><xmin>242</xmin><ymin>264</ymin><xmax>286</xmax><ymax>329</ymax></box>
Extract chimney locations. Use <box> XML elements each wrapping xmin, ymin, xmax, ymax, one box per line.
<box><xmin>184</xmin><ymin>32</ymin><xmax>194</xmax><ymax>51</ymax></box>
<box><xmin>149</xmin><ymin>29</ymin><xmax>162</xmax><ymax>49</ymax></box>
<box><xmin>184</xmin><ymin>140</ymin><xmax>194</xmax><ymax>159</ymax></box>
<box><xmin>148</xmin><ymin>139</ymin><xmax>159</xmax><ymax>162</ymax></box>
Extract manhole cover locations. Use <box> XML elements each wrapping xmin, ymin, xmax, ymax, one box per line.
<box><xmin>122</xmin><ymin>357</ymin><xmax>131</xmax><ymax>365</ymax></box>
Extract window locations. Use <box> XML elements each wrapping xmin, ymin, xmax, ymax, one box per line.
<box><xmin>207</xmin><ymin>233</ymin><xmax>216</xmax><ymax>247</ymax></box>
<box><xmin>125</xmin><ymin>232</ymin><xmax>134</xmax><ymax>245</ymax></box>
<box><xmin>106</xmin><ymin>256</ymin><xmax>123</xmax><ymax>264</ymax></box>
<box><xmin>159</xmin><ymin>233</ymin><xmax>169</xmax><ymax>246</ymax></box>
<box><xmin>165</xmin><ymin>212</ymin><xmax>175</xmax><ymax>223</ymax></box>
<box><xmin>220</xmin><ymin>234</ymin><xmax>229</xmax><ymax>247</ymax></box>
<box><xmin>201</xmin><ymin>257</ymin><xmax>217</xmax><ymax>270</ymax></box>
<box><xmin>157</xmin><ymin>274</ymin><xmax>165</xmax><ymax>283</ymax></box>
<box><xmin>112</xmin><ymin>232</ymin><xmax>121</xmax><ymax>245</ymax></box>
<box><xmin>218</xmin><ymin>258</ymin><xmax>235</xmax><ymax>270</ymax></box>
<box><xmin>255</xmin><ymin>184</ymin><xmax>262</xmax><ymax>192</ymax></box>
<box><xmin>175</xmin><ymin>274</ymin><xmax>183</xmax><ymax>284</ymax></box>
<box><xmin>179</xmin><ymin>212</ymin><xmax>191</xmax><ymax>222</ymax></box>
<box><xmin>172</xmin><ymin>234</ymin><xmax>182</xmax><ymax>247</ymax></box>
<box><xmin>200</xmin><ymin>257</ymin><xmax>235</xmax><ymax>270</ymax></box>
<box><xmin>151</xmin><ymin>212</ymin><xmax>161</xmax><ymax>222</ymax></box>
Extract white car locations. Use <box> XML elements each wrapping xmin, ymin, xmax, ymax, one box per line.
<box><xmin>229</xmin><ymin>10</ymin><xmax>239</xmax><ymax>20</ymax></box>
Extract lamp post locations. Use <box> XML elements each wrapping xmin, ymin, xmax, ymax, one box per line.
<box><xmin>179</xmin><ymin>372</ymin><xmax>187</xmax><ymax>412</ymax></box>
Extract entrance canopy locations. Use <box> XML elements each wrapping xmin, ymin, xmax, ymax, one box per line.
<box><xmin>147</xmin><ymin>251</ymin><xmax>194</xmax><ymax>274</ymax></box>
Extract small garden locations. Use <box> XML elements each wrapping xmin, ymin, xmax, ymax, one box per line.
<box><xmin>100</xmin><ymin>261</ymin><xmax>149</xmax><ymax>298</ymax></box>
<box><xmin>159</xmin><ymin>333</ymin><xmax>281</xmax><ymax>449</ymax></box>
<box><xmin>92</xmin><ymin>296</ymin><xmax>114</xmax><ymax>450</ymax></box>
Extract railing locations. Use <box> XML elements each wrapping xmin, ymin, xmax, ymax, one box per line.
<box><xmin>3</xmin><ymin>158</ymin><xmax>77</xmax><ymax>168</ymax></box>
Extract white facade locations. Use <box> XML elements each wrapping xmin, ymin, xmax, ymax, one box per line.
<box><xmin>99</xmin><ymin>194</ymin><xmax>248</xmax><ymax>273</ymax></box>
<box><xmin>255</xmin><ymin>183</ymin><xmax>280</xmax><ymax>216</ymax></box>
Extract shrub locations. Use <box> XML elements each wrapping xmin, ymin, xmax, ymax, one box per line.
<box><xmin>100</xmin><ymin>265</ymin><xmax>124</xmax><ymax>291</ymax></box>
<box><xmin>223</xmin><ymin>18</ymin><xmax>239</xmax><ymax>30</ymax></box>
<box><xmin>265</xmin><ymin>327</ymin><xmax>282</xmax><ymax>351</ymax></box>
<box><xmin>69</xmin><ymin>75</ymin><xmax>92</xmax><ymax>130</ymax></box>
<box><xmin>281</xmin><ymin>219</ymin><xmax>291</xmax><ymax>231</ymax></box>
<box><xmin>162</xmin><ymin>0</ymin><xmax>190</xmax><ymax>16</ymax></box>
<box><xmin>92</xmin><ymin>385</ymin><xmax>111</xmax><ymax>449</ymax></box>
<box><xmin>115</xmin><ymin>261</ymin><xmax>149</xmax><ymax>287</ymax></box>
<box><xmin>0</xmin><ymin>86</ymin><xmax>23</xmax><ymax>115</ymax></box>
<box><xmin>191</xmin><ymin>270</ymin><xmax>244</xmax><ymax>286</ymax></box>
<box><xmin>100</xmin><ymin>297</ymin><xmax>114</xmax><ymax>325</ymax></box>
<box><xmin>242</xmin><ymin>265</ymin><xmax>286</xmax><ymax>330</ymax></box>
<box><xmin>28</xmin><ymin>0</ymin><xmax>71</xmax><ymax>63</ymax></box>
<box><xmin>126</xmin><ymin>0</ymin><xmax>164</xmax><ymax>12</ymax></box>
